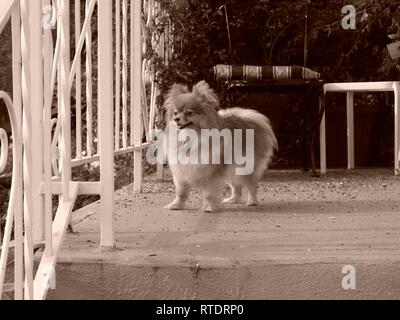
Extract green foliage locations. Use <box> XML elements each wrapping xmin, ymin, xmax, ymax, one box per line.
<box><xmin>146</xmin><ymin>0</ymin><xmax>400</xmax><ymax>167</ymax></box>
<box><xmin>149</xmin><ymin>0</ymin><xmax>400</xmax><ymax>90</ymax></box>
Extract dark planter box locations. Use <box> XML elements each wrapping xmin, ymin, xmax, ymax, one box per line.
<box><xmin>325</xmin><ymin>106</ymin><xmax>385</xmax><ymax>167</ymax></box>
<box><xmin>227</xmin><ymin>90</ymin><xmax>319</xmax><ymax>168</ymax></box>
<box><xmin>229</xmin><ymin>91</ymin><xmax>289</xmax><ymax>133</ymax></box>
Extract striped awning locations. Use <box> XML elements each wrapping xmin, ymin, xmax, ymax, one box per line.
<box><xmin>213</xmin><ymin>64</ymin><xmax>322</xmax><ymax>81</ymax></box>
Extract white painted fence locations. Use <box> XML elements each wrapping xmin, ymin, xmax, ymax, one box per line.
<box><xmin>0</xmin><ymin>0</ymin><xmax>169</xmax><ymax>300</ymax></box>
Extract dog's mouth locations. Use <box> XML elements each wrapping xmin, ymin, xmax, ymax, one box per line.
<box><xmin>177</xmin><ymin>122</ymin><xmax>193</xmax><ymax>130</ymax></box>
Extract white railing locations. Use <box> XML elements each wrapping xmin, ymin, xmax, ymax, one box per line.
<box><xmin>0</xmin><ymin>0</ymin><xmax>24</xmax><ymax>300</ymax></box>
<box><xmin>0</xmin><ymin>0</ymin><xmax>170</xmax><ymax>300</ymax></box>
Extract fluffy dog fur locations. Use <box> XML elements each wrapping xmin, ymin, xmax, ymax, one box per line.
<box><xmin>164</xmin><ymin>80</ymin><xmax>278</xmax><ymax>212</ymax></box>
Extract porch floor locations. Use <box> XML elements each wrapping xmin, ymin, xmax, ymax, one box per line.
<box><xmin>49</xmin><ymin>168</ymin><xmax>400</xmax><ymax>299</ymax></box>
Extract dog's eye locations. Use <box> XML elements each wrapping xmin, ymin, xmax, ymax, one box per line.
<box><xmin>184</xmin><ymin>110</ymin><xmax>193</xmax><ymax>117</ymax></box>
<box><xmin>173</xmin><ymin>111</ymin><xmax>178</xmax><ymax>116</ymax></box>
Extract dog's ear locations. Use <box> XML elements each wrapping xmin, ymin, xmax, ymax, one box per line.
<box><xmin>192</xmin><ymin>80</ymin><xmax>220</xmax><ymax>109</ymax></box>
<box><xmin>164</xmin><ymin>83</ymin><xmax>189</xmax><ymax>112</ymax></box>
<box><xmin>169</xmin><ymin>83</ymin><xmax>189</xmax><ymax>98</ymax></box>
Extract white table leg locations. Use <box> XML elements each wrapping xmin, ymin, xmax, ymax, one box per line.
<box><xmin>320</xmin><ymin>110</ymin><xmax>327</xmax><ymax>174</ymax></box>
<box><xmin>346</xmin><ymin>92</ymin><xmax>355</xmax><ymax>169</ymax></box>
<box><xmin>393</xmin><ymin>83</ymin><xmax>400</xmax><ymax>175</ymax></box>
<box><xmin>156</xmin><ymin>163</ymin><xmax>164</xmax><ymax>181</ymax></box>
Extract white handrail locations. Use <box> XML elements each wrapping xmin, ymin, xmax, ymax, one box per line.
<box><xmin>115</xmin><ymin>0</ymin><xmax>121</xmax><ymax>150</ymax></box>
<box><xmin>85</xmin><ymin>0</ymin><xmax>94</xmax><ymax>158</ymax></box>
<box><xmin>122</xmin><ymin>0</ymin><xmax>128</xmax><ymax>149</ymax></box>
<box><xmin>132</xmin><ymin>0</ymin><xmax>143</xmax><ymax>193</ymax></box>
<box><xmin>43</xmin><ymin>0</ymin><xmax>54</xmax><ymax>257</ymax></box>
<box><xmin>0</xmin><ymin>0</ymin><xmax>171</xmax><ymax>300</ymax></box>
<box><xmin>75</xmin><ymin>0</ymin><xmax>82</xmax><ymax>159</ymax></box>
<box><xmin>68</xmin><ymin>0</ymin><xmax>97</xmax><ymax>93</ymax></box>
<box><xmin>10</xmin><ymin>0</ymin><xmax>22</xmax><ymax>300</ymax></box>
<box><xmin>21</xmin><ymin>0</ymin><xmax>34</xmax><ymax>300</ymax></box>
<box><xmin>0</xmin><ymin>0</ymin><xmax>17</xmax><ymax>34</ymax></box>
<box><xmin>0</xmin><ymin>91</ymin><xmax>23</xmax><ymax>299</ymax></box>
<box><xmin>98</xmin><ymin>0</ymin><xmax>114</xmax><ymax>247</ymax></box>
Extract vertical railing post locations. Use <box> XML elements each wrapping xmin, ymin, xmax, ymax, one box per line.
<box><xmin>346</xmin><ymin>92</ymin><xmax>355</xmax><ymax>169</ymax></box>
<box><xmin>98</xmin><ymin>0</ymin><xmax>115</xmax><ymax>247</ymax></box>
<box><xmin>319</xmin><ymin>89</ymin><xmax>327</xmax><ymax>174</ymax></box>
<box><xmin>132</xmin><ymin>0</ymin><xmax>143</xmax><ymax>193</ymax></box>
<box><xmin>60</xmin><ymin>0</ymin><xmax>71</xmax><ymax>200</ymax></box>
<box><xmin>21</xmin><ymin>0</ymin><xmax>34</xmax><ymax>299</ymax></box>
<box><xmin>30</xmin><ymin>0</ymin><xmax>44</xmax><ymax>246</ymax></box>
<box><xmin>12</xmin><ymin>0</ymin><xmax>23</xmax><ymax>300</ymax></box>
<box><xmin>122</xmin><ymin>0</ymin><xmax>128</xmax><ymax>149</ymax></box>
<box><xmin>75</xmin><ymin>0</ymin><xmax>82</xmax><ymax>159</ymax></box>
<box><xmin>43</xmin><ymin>0</ymin><xmax>54</xmax><ymax>257</ymax></box>
<box><xmin>85</xmin><ymin>0</ymin><xmax>93</xmax><ymax>157</ymax></box>
<box><xmin>115</xmin><ymin>0</ymin><xmax>121</xmax><ymax>150</ymax></box>
<box><xmin>394</xmin><ymin>82</ymin><xmax>400</xmax><ymax>175</ymax></box>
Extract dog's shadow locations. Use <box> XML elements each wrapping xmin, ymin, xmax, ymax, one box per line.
<box><xmin>214</xmin><ymin>204</ymin><xmax>270</xmax><ymax>213</ymax></box>
<box><xmin>166</xmin><ymin>198</ymin><xmax>400</xmax><ymax>215</ymax></box>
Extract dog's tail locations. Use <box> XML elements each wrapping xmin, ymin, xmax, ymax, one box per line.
<box><xmin>218</xmin><ymin>107</ymin><xmax>278</xmax><ymax>167</ymax></box>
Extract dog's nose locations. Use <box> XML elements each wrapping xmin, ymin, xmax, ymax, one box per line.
<box><xmin>174</xmin><ymin>117</ymin><xmax>180</xmax><ymax>123</ymax></box>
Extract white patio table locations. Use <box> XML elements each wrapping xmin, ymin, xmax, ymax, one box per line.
<box><xmin>320</xmin><ymin>81</ymin><xmax>400</xmax><ymax>174</ymax></box>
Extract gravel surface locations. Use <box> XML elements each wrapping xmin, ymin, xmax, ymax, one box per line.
<box><xmin>122</xmin><ymin>168</ymin><xmax>400</xmax><ymax>210</ymax></box>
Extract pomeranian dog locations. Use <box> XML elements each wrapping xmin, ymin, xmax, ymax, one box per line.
<box><xmin>163</xmin><ymin>80</ymin><xmax>277</xmax><ymax>212</ymax></box>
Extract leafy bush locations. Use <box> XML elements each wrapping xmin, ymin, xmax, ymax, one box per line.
<box><xmin>147</xmin><ymin>0</ymin><xmax>400</xmax><ymax>167</ymax></box>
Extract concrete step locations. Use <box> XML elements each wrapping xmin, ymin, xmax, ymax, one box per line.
<box><xmin>48</xmin><ymin>169</ymin><xmax>400</xmax><ymax>299</ymax></box>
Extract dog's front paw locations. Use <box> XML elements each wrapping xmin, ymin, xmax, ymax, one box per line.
<box><xmin>164</xmin><ymin>200</ymin><xmax>185</xmax><ymax>210</ymax></box>
<box><xmin>246</xmin><ymin>200</ymin><xmax>257</xmax><ymax>206</ymax></box>
<box><xmin>203</xmin><ymin>204</ymin><xmax>214</xmax><ymax>212</ymax></box>
<box><xmin>222</xmin><ymin>196</ymin><xmax>240</xmax><ymax>204</ymax></box>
